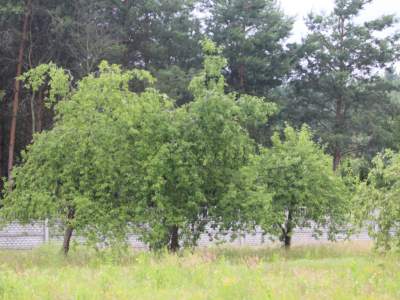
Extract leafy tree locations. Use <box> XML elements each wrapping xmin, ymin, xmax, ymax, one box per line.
<box><xmin>203</xmin><ymin>0</ymin><xmax>295</xmax><ymax>96</ymax></box>
<box><xmin>1</xmin><ymin>61</ymin><xmax>165</xmax><ymax>254</ymax></box>
<box><xmin>18</xmin><ymin>63</ymin><xmax>71</xmax><ymax>134</ymax></box>
<box><xmin>1</xmin><ymin>41</ymin><xmax>276</xmax><ymax>253</ymax></box>
<box><xmin>355</xmin><ymin>150</ymin><xmax>400</xmax><ymax>251</ymax></box>
<box><xmin>134</xmin><ymin>39</ymin><xmax>276</xmax><ymax>251</ymax></box>
<box><xmin>255</xmin><ymin>125</ymin><xmax>349</xmax><ymax>248</ymax></box>
<box><xmin>0</xmin><ymin>0</ymin><xmax>203</xmax><ymax>183</ymax></box>
<box><xmin>286</xmin><ymin>0</ymin><xmax>400</xmax><ymax>170</ymax></box>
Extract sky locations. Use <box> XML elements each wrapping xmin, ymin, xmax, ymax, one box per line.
<box><xmin>278</xmin><ymin>0</ymin><xmax>400</xmax><ymax>42</ymax></box>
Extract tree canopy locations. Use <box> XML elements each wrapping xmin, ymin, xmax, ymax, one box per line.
<box><xmin>285</xmin><ymin>0</ymin><xmax>400</xmax><ymax>169</ymax></box>
<box><xmin>204</xmin><ymin>0</ymin><xmax>295</xmax><ymax>96</ymax></box>
<box><xmin>0</xmin><ymin>0</ymin><xmax>399</xmax><ymax>253</ymax></box>
<box><xmin>2</xmin><ymin>61</ymin><xmax>165</xmax><ymax>253</ymax></box>
<box><xmin>255</xmin><ymin>125</ymin><xmax>350</xmax><ymax>247</ymax></box>
<box><xmin>2</xmin><ymin>41</ymin><xmax>277</xmax><ymax>253</ymax></box>
<box><xmin>355</xmin><ymin>150</ymin><xmax>400</xmax><ymax>251</ymax></box>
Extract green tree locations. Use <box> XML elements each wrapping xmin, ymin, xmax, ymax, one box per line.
<box><xmin>113</xmin><ymin>0</ymin><xmax>203</xmax><ymax>103</ymax></box>
<box><xmin>1</xmin><ymin>61</ymin><xmax>165</xmax><ymax>255</ymax></box>
<box><xmin>388</xmin><ymin>74</ymin><xmax>400</xmax><ymax>148</ymax></box>
<box><xmin>355</xmin><ymin>150</ymin><xmax>400</xmax><ymax>251</ymax></box>
<box><xmin>134</xmin><ymin>39</ymin><xmax>276</xmax><ymax>251</ymax></box>
<box><xmin>286</xmin><ymin>0</ymin><xmax>400</xmax><ymax>170</ymax></box>
<box><xmin>203</xmin><ymin>0</ymin><xmax>295</xmax><ymax>96</ymax></box>
<box><xmin>54</xmin><ymin>0</ymin><xmax>127</xmax><ymax>76</ymax></box>
<box><xmin>1</xmin><ymin>41</ymin><xmax>276</xmax><ymax>253</ymax></box>
<box><xmin>0</xmin><ymin>0</ymin><xmax>203</xmax><ymax>184</ymax></box>
<box><xmin>255</xmin><ymin>125</ymin><xmax>349</xmax><ymax>248</ymax></box>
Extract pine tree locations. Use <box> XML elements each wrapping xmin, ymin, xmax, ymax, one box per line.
<box><xmin>287</xmin><ymin>0</ymin><xmax>400</xmax><ymax>169</ymax></box>
<box><xmin>204</xmin><ymin>0</ymin><xmax>295</xmax><ymax>96</ymax></box>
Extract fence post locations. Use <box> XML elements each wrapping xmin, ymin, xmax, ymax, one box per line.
<box><xmin>43</xmin><ymin>219</ymin><xmax>49</xmax><ymax>243</ymax></box>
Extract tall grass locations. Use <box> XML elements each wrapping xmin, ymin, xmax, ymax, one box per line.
<box><xmin>0</xmin><ymin>242</ymin><xmax>398</xmax><ymax>299</ymax></box>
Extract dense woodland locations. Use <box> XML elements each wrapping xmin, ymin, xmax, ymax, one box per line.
<box><xmin>1</xmin><ymin>0</ymin><xmax>400</xmax><ymax>253</ymax></box>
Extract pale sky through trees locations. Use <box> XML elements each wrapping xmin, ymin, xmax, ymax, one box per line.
<box><xmin>279</xmin><ymin>0</ymin><xmax>400</xmax><ymax>42</ymax></box>
<box><xmin>279</xmin><ymin>0</ymin><xmax>400</xmax><ymax>70</ymax></box>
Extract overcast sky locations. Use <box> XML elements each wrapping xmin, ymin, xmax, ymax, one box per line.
<box><xmin>278</xmin><ymin>0</ymin><xmax>400</xmax><ymax>42</ymax></box>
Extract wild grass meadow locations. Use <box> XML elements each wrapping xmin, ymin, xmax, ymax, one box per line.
<box><xmin>0</xmin><ymin>242</ymin><xmax>399</xmax><ymax>300</ymax></box>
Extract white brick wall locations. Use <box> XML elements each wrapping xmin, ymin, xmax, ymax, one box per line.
<box><xmin>0</xmin><ymin>222</ymin><xmax>373</xmax><ymax>249</ymax></box>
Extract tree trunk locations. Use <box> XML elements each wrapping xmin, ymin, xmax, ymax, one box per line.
<box><xmin>281</xmin><ymin>209</ymin><xmax>293</xmax><ymax>249</ymax></box>
<box><xmin>333</xmin><ymin>16</ymin><xmax>346</xmax><ymax>171</ymax></box>
<box><xmin>8</xmin><ymin>0</ymin><xmax>32</xmax><ymax>178</ymax></box>
<box><xmin>333</xmin><ymin>147</ymin><xmax>341</xmax><ymax>171</ymax></box>
<box><xmin>36</xmin><ymin>89</ymin><xmax>44</xmax><ymax>133</ymax></box>
<box><xmin>30</xmin><ymin>92</ymin><xmax>36</xmax><ymax>135</ymax></box>
<box><xmin>239</xmin><ymin>63</ymin><xmax>245</xmax><ymax>90</ymax></box>
<box><xmin>63</xmin><ymin>208</ymin><xmax>75</xmax><ymax>256</ymax></box>
<box><xmin>168</xmin><ymin>225</ymin><xmax>179</xmax><ymax>252</ymax></box>
<box><xmin>0</xmin><ymin>98</ymin><xmax>4</xmax><ymax>180</ymax></box>
<box><xmin>284</xmin><ymin>231</ymin><xmax>292</xmax><ymax>248</ymax></box>
<box><xmin>333</xmin><ymin>96</ymin><xmax>344</xmax><ymax>171</ymax></box>
<box><xmin>63</xmin><ymin>225</ymin><xmax>74</xmax><ymax>256</ymax></box>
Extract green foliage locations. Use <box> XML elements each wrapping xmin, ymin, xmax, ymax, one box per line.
<box><xmin>0</xmin><ymin>1</ymin><xmax>23</xmax><ymax>15</ymax></box>
<box><xmin>2</xmin><ymin>0</ymin><xmax>399</xmax><ymax>256</ymax></box>
<box><xmin>356</xmin><ymin>150</ymin><xmax>400</xmax><ymax>251</ymax></box>
<box><xmin>2</xmin><ymin>41</ymin><xmax>276</xmax><ymax>251</ymax></box>
<box><xmin>153</xmin><ymin>66</ymin><xmax>196</xmax><ymax>105</ymax></box>
<box><xmin>255</xmin><ymin>125</ymin><xmax>350</xmax><ymax>246</ymax></box>
<box><xmin>135</xmin><ymin>39</ymin><xmax>276</xmax><ymax>250</ymax></box>
<box><xmin>2</xmin><ymin>61</ymin><xmax>169</xmax><ymax>247</ymax></box>
<box><xmin>285</xmin><ymin>0</ymin><xmax>400</xmax><ymax>166</ymax></box>
<box><xmin>388</xmin><ymin>75</ymin><xmax>400</xmax><ymax>148</ymax></box>
<box><xmin>18</xmin><ymin>63</ymin><xmax>71</xmax><ymax>106</ymax></box>
<box><xmin>204</xmin><ymin>0</ymin><xmax>295</xmax><ymax>95</ymax></box>
<box><xmin>112</xmin><ymin>0</ymin><xmax>203</xmax><ymax>103</ymax></box>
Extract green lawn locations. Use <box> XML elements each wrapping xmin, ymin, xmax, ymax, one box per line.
<box><xmin>0</xmin><ymin>242</ymin><xmax>398</xmax><ymax>299</ymax></box>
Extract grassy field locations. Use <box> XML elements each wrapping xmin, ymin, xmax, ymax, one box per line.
<box><xmin>0</xmin><ymin>242</ymin><xmax>398</xmax><ymax>299</ymax></box>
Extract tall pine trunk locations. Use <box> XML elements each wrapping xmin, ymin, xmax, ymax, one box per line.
<box><xmin>30</xmin><ymin>92</ymin><xmax>36</xmax><ymax>135</ymax></box>
<box><xmin>333</xmin><ymin>96</ymin><xmax>344</xmax><ymax>171</ymax></box>
<box><xmin>239</xmin><ymin>63</ymin><xmax>245</xmax><ymax>90</ymax></box>
<box><xmin>333</xmin><ymin>147</ymin><xmax>341</xmax><ymax>171</ymax></box>
<box><xmin>0</xmin><ymin>99</ymin><xmax>4</xmax><ymax>182</ymax></box>
<box><xmin>333</xmin><ymin>15</ymin><xmax>346</xmax><ymax>171</ymax></box>
<box><xmin>8</xmin><ymin>0</ymin><xmax>32</xmax><ymax>178</ymax></box>
<box><xmin>36</xmin><ymin>88</ymin><xmax>44</xmax><ymax>133</ymax></box>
